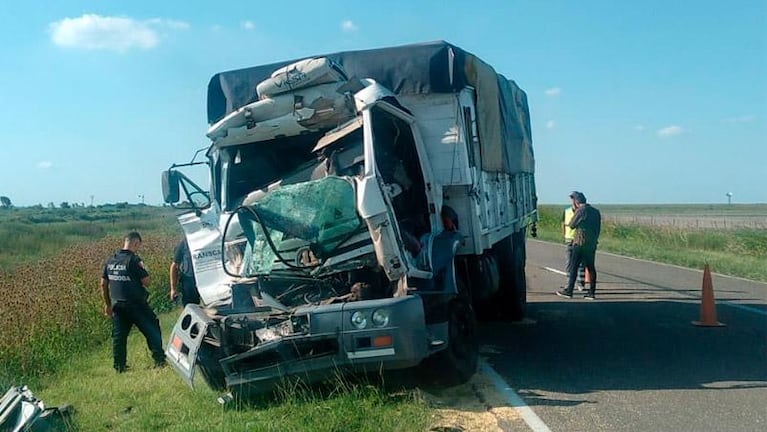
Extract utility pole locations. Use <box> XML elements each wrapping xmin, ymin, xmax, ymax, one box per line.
<box><xmin>726</xmin><ymin>192</ymin><xmax>733</xmax><ymax>206</ymax></box>
<box><xmin>138</xmin><ymin>194</ymin><xmax>145</xmax><ymax>205</ymax></box>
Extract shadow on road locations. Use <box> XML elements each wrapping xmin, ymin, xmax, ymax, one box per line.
<box><xmin>479</xmin><ymin>300</ymin><xmax>767</xmax><ymax>407</ymax></box>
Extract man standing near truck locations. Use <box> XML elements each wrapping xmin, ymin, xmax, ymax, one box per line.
<box><xmin>563</xmin><ymin>192</ymin><xmax>586</xmax><ymax>291</ymax></box>
<box><xmin>169</xmin><ymin>238</ymin><xmax>200</xmax><ymax>305</ymax></box>
<box><xmin>100</xmin><ymin>231</ymin><xmax>165</xmax><ymax>372</ymax></box>
<box><xmin>557</xmin><ymin>192</ymin><xmax>601</xmax><ymax>300</ymax></box>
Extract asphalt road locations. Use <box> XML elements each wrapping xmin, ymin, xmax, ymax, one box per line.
<box><xmin>479</xmin><ymin>239</ymin><xmax>767</xmax><ymax>432</ymax></box>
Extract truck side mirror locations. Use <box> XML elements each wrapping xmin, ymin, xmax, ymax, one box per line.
<box><xmin>161</xmin><ymin>170</ymin><xmax>180</xmax><ymax>204</ymax></box>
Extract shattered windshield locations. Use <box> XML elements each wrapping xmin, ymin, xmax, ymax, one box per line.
<box><xmin>236</xmin><ymin>176</ymin><xmax>363</xmax><ymax>276</ymax></box>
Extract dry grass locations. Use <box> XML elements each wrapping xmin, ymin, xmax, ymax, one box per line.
<box><xmin>0</xmin><ymin>209</ymin><xmax>178</xmax><ymax>387</ymax></box>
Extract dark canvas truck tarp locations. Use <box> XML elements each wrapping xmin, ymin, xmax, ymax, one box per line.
<box><xmin>207</xmin><ymin>41</ymin><xmax>534</xmax><ymax>175</ymax></box>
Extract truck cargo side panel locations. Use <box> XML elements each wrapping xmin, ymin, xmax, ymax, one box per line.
<box><xmin>398</xmin><ymin>94</ymin><xmax>473</xmax><ymax>187</ymax></box>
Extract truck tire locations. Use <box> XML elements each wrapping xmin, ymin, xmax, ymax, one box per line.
<box><xmin>467</xmin><ymin>254</ymin><xmax>501</xmax><ymax>321</ymax></box>
<box><xmin>493</xmin><ymin>230</ymin><xmax>527</xmax><ymax>321</ymax></box>
<box><xmin>197</xmin><ymin>344</ymin><xmax>227</xmax><ymax>391</ymax></box>
<box><xmin>429</xmin><ymin>298</ymin><xmax>479</xmax><ymax>386</ymax></box>
<box><xmin>508</xmin><ymin>229</ymin><xmax>527</xmax><ymax>321</ymax></box>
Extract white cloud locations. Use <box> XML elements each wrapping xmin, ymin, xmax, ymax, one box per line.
<box><xmin>657</xmin><ymin>125</ymin><xmax>684</xmax><ymax>138</ymax></box>
<box><xmin>544</xmin><ymin>87</ymin><xmax>561</xmax><ymax>97</ymax></box>
<box><xmin>49</xmin><ymin>14</ymin><xmax>189</xmax><ymax>52</ymax></box>
<box><xmin>546</xmin><ymin>120</ymin><xmax>556</xmax><ymax>129</ymax></box>
<box><xmin>634</xmin><ymin>125</ymin><xmax>645</xmax><ymax>131</ymax></box>
<box><xmin>723</xmin><ymin>115</ymin><xmax>755</xmax><ymax>124</ymax></box>
<box><xmin>241</xmin><ymin>20</ymin><xmax>255</xmax><ymax>30</ymax></box>
<box><xmin>341</xmin><ymin>20</ymin><xmax>358</xmax><ymax>32</ymax></box>
<box><xmin>37</xmin><ymin>161</ymin><xmax>53</xmax><ymax>169</ymax></box>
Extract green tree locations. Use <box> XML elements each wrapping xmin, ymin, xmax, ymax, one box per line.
<box><xmin>0</xmin><ymin>196</ymin><xmax>11</xmax><ymax>208</ymax></box>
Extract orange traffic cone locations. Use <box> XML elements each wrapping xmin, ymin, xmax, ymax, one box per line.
<box><xmin>692</xmin><ymin>264</ymin><xmax>725</xmax><ymax>327</ymax></box>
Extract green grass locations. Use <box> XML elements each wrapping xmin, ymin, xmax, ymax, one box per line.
<box><xmin>36</xmin><ymin>312</ymin><xmax>430</xmax><ymax>432</ymax></box>
<box><xmin>536</xmin><ymin>205</ymin><xmax>767</xmax><ymax>282</ymax></box>
<box><xmin>0</xmin><ymin>205</ymin><xmax>178</xmax><ymax>272</ymax></box>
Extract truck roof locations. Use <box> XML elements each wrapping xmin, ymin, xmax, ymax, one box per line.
<box><xmin>208</xmin><ymin>40</ymin><xmax>534</xmax><ymax>174</ymax></box>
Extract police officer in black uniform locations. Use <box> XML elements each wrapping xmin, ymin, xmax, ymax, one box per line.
<box><xmin>169</xmin><ymin>238</ymin><xmax>200</xmax><ymax>305</ymax></box>
<box><xmin>100</xmin><ymin>231</ymin><xmax>165</xmax><ymax>372</ymax></box>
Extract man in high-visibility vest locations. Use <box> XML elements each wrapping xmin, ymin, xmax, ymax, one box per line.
<box><xmin>562</xmin><ymin>192</ymin><xmax>586</xmax><ymax>290</ymax></box>
<box><xmin>557</xmin><ymin>192</ymin><xmax>602</xmax><ymax>300</ymax></box>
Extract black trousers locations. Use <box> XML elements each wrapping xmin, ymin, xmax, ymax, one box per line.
<box><xmin>565</xmin><ymin>244</ymin><xmax>597</xmax><ymax>295</ymax></box>
<box><xmin>566</xmin><ymin>241</ymin><xmax>586</xmax><ymax>285</ymax></box>
<box><xmin>179</xmin><ymin>276</ymin><xmax>200</xmax><ymax>306</ymax></box>
<box><xmin>111</xmin><ymin>301</ymin><xmax>164</xmax><ymax>369</ymax></box>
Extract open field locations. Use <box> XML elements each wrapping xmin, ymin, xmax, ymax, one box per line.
<box><xmin>535</xmin><ymin>204</ymin><xmax>767</xmax><ymax>282</ymax></box>
<box><xmin>597</xmin><ymin>203</ymin><xmax>767</xmax><ymax>229</ymax></box>
<box><xmin>0</xmin><ymin>206</ymin><xmax>180</xmax><ymax>386</ymax></box>
<box><xmin>0</xmin><ymin>205</ymin><xmax>179</xmax><ymax>272</ymax></box>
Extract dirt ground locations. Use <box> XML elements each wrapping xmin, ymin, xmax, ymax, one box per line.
<box><xmin>423</xmin><ymin>373</ymin><xmax>519</xmax><ymax>432</ymax></box>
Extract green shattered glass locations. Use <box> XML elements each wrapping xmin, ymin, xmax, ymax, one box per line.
<box><xmin>239</xmin><ymin>176</ymin><xmax>362</xmax><ymax>275</ymax></box>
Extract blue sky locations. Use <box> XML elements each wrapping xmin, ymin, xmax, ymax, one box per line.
<box><xmin>0</xmin><ymin>1</ymin><xmax>764</xmax><ymax>206</ymax></box>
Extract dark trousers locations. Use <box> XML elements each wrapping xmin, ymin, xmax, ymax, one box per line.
<box><xmin>565</xmin><ymin>244</ymin><xmax>597</xmax><ymax>295</ymax></box>
<box><xmin>566</xmin><ymin>242</ymin><xmax>586</xmax><ymax>285</ymax></box>
<box><xmin>111</xmin><ymin>301</ymin><xmax>164</xmax><ymax>369</ymax></box>
<box><xmin>180</xmin><ymin>276</ymin><xmax>200</xmax><ymax>306</ymax></box>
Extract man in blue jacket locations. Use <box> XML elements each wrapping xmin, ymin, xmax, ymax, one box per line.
<box><xmin>169</xmin><ymin>239</ymin><xmax>200</xmax><ymax>305</ymax></box>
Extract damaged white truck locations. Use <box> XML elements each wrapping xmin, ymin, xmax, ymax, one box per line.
<box><xmin>161</xmin><ymin>41</ymin><xmax>537</xmax><ymax>398</ymax></box>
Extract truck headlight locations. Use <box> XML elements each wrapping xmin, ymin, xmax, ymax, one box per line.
<box><xmin>351</xmin><ymin>311</ymin><xmax>367</xmax><ymax>329</ymax></box>
<box><xmin>371</xmin><ymin>309</ymin><xmax>390</xmax><ymax>327</ymax></box>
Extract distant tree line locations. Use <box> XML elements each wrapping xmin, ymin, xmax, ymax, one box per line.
<box><xmin>0</xmin><ymin>198</ymin><xmax>144</xmax><ymax>210</ymax></box>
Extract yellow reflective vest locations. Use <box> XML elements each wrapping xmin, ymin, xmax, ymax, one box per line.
<box><xmin>563</xmin><ymin>207</ymin><xmax>576</xmax><ymax>242</ymax></box>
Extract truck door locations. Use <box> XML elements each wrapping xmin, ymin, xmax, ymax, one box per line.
<box><xmin>177</xmin><ymin>208</ymin><xmax>232</xmax><ymax>306</ymax></box>
<box><xmin>357</xmin><ymin>111</ymin><xmax>408</xmax><ymax>281</ymax></box>
<box><xmin>358</xmin><ymin>102</ymin><xmax>439</xmax><ymax>280</ymax></box>
<box><xmin>164</xmin><ymin>168</ymin><xmax>233</xmax><ymax>306</ymax></box>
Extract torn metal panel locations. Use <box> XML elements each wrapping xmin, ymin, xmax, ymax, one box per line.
<box><xmin>165</xmin><ymin>305</ymin><xmax>215</xmax><ymax>388</ymax></box>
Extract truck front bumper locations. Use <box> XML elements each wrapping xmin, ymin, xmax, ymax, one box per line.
<box><xmin>166</xmin><ymin>296</ymin><xmax>430</xmax><ymax>396</ymax></box>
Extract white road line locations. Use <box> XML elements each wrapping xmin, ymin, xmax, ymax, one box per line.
<box><xmin>725</xmin><ymin>303</ymin><xmax>767</xmax><ymax>316</ymax></box>
<box><xmin>479</xmin><ymin>359</ymin><xmax>552</xmax><ymax>432</ymax></box>
<box><xmin>541</xmin><ymin>266</ymin><xmax>767</xmax><ymax>316</ymax></box>
<box><xmin>543</xmin><ymin>266</ymin><xmax>567</xmax><ymax>276</ymax></box>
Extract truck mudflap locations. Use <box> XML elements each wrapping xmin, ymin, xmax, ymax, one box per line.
<box><xmin>165</xmin><ymin>304</ymin><xmax>214</xmax><ymax>388</ymax></box>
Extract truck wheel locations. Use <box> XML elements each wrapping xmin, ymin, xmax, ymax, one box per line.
<box><xmin>509</xmin><ymin>229</ymin><xmax>527</xmax><ymax>321</ymax></box>
<box><xmin>430</xmin><ymin>299</ymin><xmax>479</xmax><ymax>386</ymax></box>
<box><xmin>492</xmin><ymin>230</ymin><xmax>527</xmax><ymax>321</ymax></box>
<box><xmin>468</xmin><ymin>254</ymin><xmax>501</xmax><ymax>321</ymax></box>
<box><xmin>197</xmin><ymin>344</ymin><xmax>227</xmax><ymax>391</ymax></box>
